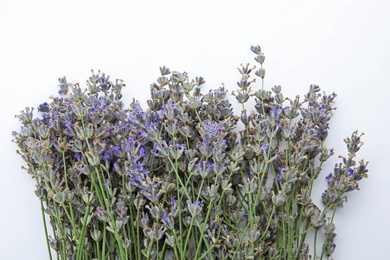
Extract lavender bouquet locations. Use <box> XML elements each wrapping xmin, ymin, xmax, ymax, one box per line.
<box><xmin>12</xmin><ymin>45</ymin><xmax>368</xmax><ymax>260</ymax></box>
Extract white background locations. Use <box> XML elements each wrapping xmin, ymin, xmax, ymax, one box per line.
<box><xmin>1</xmin><ymin>0</ymin><xmax>389</xmax><ymax>259</ymax></box>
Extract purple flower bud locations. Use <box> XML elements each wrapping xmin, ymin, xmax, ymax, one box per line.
<box><xmin>112</xmin><ymin>145</ymin><xmax>121</xmax><ymax>153</ymax></box>
<box><xmin>120</xmin><ymin>121</ymin><xmax>128</xmax><ymax>130</ymax></box>
<box><xmin>250</xmin><ymin>45</ymin><xmax>262</xmax><ymax>55</ymax></box>
<box><xmin>65</xmin><ymin>120</ymin><xmax>72</xmax><ymax>128</ymax></box>
<box><xmin>74</xmin><ymin>152</ymin><xmax>82</xmax><ymax>160</ymax></box>
<box><xmin>139</xmin><ymin>147</ymin><xmax>145</xmax><ymax>158</ymax></box>
<box><xmin>103</xmin><ymin>151</ymin><xmax>111</xmax><ymax>161</ymax></box>
<box><xmin>113</xmin><ymin>162</ymin><xmax>120</xmax><ymax>172</ymax></box>
<box><xmin>38</xmin><ymin>102</ymin><xmax>50</xmax><ymax>113</ymax></box>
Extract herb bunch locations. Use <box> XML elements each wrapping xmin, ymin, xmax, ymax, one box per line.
<box><xmin>12</xmin><ymin>46</ymin><xmax>368</xmax><ymax>260</ymax></box>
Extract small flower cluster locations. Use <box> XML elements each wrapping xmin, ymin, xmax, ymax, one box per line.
<box><xmin>13</xmin><ymin>46</ymin><xmax>368</xmax><ymax>260</ymax></box>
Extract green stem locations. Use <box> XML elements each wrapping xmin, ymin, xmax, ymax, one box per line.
<box><xmin>193</xmin><ymin>202</ymin><xmax>214</xmax><ymax>259</ymax></box>
<box><xmin>296</xmin><ymin>220</ymin><xmax>309</xmax><ymax>257</ymax></box>
<box><xmin>127</xmin><ymin>204</ymin><xmax>136</xmax><ymax>259</ymax></box>
<box><xmin>259</xmin><ymin>205</ymin><xmax>276</xmax><ymax>241</ymax></box>
<box><xmin>96</xmin><ymin>240</ymin><xmax>100</xmax><ymax>260</ymax></box>
<box><xmin>76</xmin><ymin>205</ymin><xmax>91</xmax><ymax>260</ymax></box>
<box><xmin>102</xmin><ymin>223</ymin><xmax>107</xmax><ymax>259</ymax></box>
<box><xmin>167</xmin><ymin>157</ymin><xmax>191</xmax><ymax>200</ymax></box>
<box><xmin>40</xmin><ymin>199</ymin><xmax>53</xmax><ymax>260</ymax></box>
<box><xmin>194</xmin><ymin>169</ymin><xmax>237</xmax><ymax>259</ymax></box>
<box><xmin>158</xmin><ymin>240</ymin><xmax>167</xmax><ymax>260</ymax></box>
<box><xmin>197</xmin><ymin>244</ymin><xmax>215</xmax><ymax>260</ymax></box>
<box><xmin>293</xmin><ymin>222</ymin><xmax>312</xmax><ymax>239</ymax></box>
<box><xmin>194</xmin><ymin>107</ymin><xmax>203</xmax><ymax>123</ymax></box>
<box><xmin>280</xmin><ymin>210</ymin><xmax>286</xmax><ymax>255</ymax></box>
<box><xmin>175</xmin><ymin>177</ymin><xmax>184</xmax><ymax>257</ymax></box>
<box><xmin>136</xmin><ymin>208</ymin><xmax>141</xmax><ymax>260</ymax></box>
<box><xmin>83</xmin><ymin>150</ymin><xmax>126</xmax><ymax>258</ymax></box>
<box><xmin>320</xmin><ymin>197</ymin><xmax>341</xmax><ymax>260</ymax></box>
<box><xmin>146</xmin><ymin>239</ymin><xmax>154</xmax><ymax>260</ymax></box>
<box><xmin>314</xmin><ymin>229</ymin><xmax>318</xmax><ymax>258</ymax></box>
<box><xmin>183</xmin><ymin>178</ymin><xmax>205</xmax><ymax>258</ymax></box>
<box><xmin>51</xmin><ymin>202</ymin><xmax>66</xmax><ymax>259</ymax></box>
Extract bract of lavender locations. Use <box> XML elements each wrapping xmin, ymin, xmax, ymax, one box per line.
<box><xmin>12</xmin><ymin>45</ymin><xmax>368</xmax><ymax>260</ymax></box>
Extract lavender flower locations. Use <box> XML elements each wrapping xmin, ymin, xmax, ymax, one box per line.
<box><xmin>187</xmin><ymin>200</ymin><xmax>204</xmax><ymax>217</ymax></box>
<box><xmin>12</xmin><ymin>45</ymin><xmax>368</xmax><ymax>260</ymax></box>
